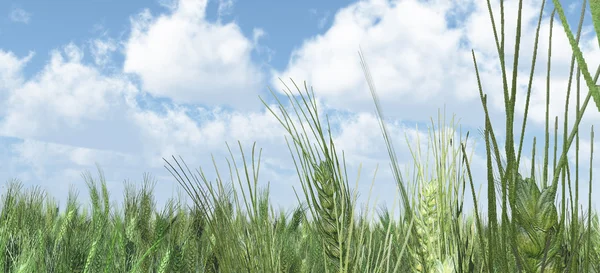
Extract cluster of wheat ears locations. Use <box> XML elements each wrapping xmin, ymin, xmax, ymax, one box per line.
<box><xmin>1</xmin><ymin>0</ymin><xmax>600</xmax><ymax>272</ymax></box>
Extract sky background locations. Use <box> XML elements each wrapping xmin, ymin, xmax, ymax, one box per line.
<box><xmin>0</xmin><ymin>0</ymin><xmax>599</xmax><ymax>219</ymax></box>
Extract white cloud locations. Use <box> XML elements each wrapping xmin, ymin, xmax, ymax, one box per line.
<box><xmin>0</xmin><ymin>50</ymin><xmax>33</xmax><ymax>107</ymax></box>
<box><xmin>217</xmin><ymin>0</ymin><xmax>235</xmax><ymax>18</ymax></box>
<box><xmin>158</xmin><ymin>0</ymin><xmax>178</xmax><ymax>10</ymax></box>
<box><xmin>2</xmin><ymin>0</ymin><xmax>599</xmax><ymax>215</ymax></box>
<box><xmin>274</xmin><ymin>0</ymin><xmax>477</xmax><ymax>123</ymax></box>
<box><xmin>272</xmin><ymin>0</ymin><xmax>600</xmax><ymax>131</ymax></box>
<box><xmin>252</xmin><ymin>28</ymin><xmax>275</xmax><ymax>64</ymax></box>
<box><xmin>0</xmin><ymin>43</ymin><xmax>138</xmax><ymax>143</ymax></box>
<box><xmin>9</xmin><ymin>7</ymin><xmax>31</xmax><ymax>24</ymax></box>
<box><xmin>12</xmin><ymin>139</ymin><xmax>138</xmax><ymax>174</ymax></box>
<box><xmin>252</xmin><ymin>28</ymin><xmax>265</xmax><ymax>45</ymax></box>
<box><xmin>90</xmin><ymin>38</ymin><xmax>118</xmax><ymax>67</ymax></box>
<box><xmin>128</xmin><ymin>103</ymin><xmax>288</xmax><ymax>168</ymax></box>
<box><xmin>123</xmin><ymin>0</ymin><xmax>265</xmax><ymax>110</ymax></box>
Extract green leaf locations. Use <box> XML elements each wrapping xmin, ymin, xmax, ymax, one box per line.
<box><xmin>551</xmin><ymin>0</ymin><xmax>600</xmax><ymax>112</ymax></box>
<box><xmin>590</xmin><ymin>0</ymin><xmax>600</xmax><ymax>112</ymax></box>
<box><xmin>590</xmin><ymin>0</ymin><xmax>600</xmax><ymax>48</ymax></box>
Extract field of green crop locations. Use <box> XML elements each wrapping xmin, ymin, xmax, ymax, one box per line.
<box><xmin>1</xmin><ymin>0</ymin><xmax>600</xmax><ymax>272</ymax></box>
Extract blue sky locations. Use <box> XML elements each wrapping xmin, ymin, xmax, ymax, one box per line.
<box><xmin>0</xmin><ymin>0</ymin><xmax>598</xmax><ymax>218</ymax></box>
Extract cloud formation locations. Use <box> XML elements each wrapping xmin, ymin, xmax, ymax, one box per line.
<box><xmin>273</xmin><ymin>0</ymin><xmax>600</xmax><ymax>131</ymax></box>
<box><xmin>0</xmin><ymin>0</ymin><xmax>598</xmax><ymax>214</ymax></box>
<box><xmin>9</xmin><ymin>7</ymin><xmax>31</xmax><ymax>24</ymax></box>
<box><xmin>123</xmin><ymin>0</ymin><xmax>265</xmax><ymax>111</ymax></box>
<box><xmin>0</xmin><ymin>44</ymin><xmax>138</xmax><ymax>144</ymax></box>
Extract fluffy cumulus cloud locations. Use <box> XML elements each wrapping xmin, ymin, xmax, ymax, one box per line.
<box><xmin>0</xmin><ymin>50</ymin><xmax>33</xmax><ymax>106</ymax></box>
<box><xmin>0</xmin><ymin>0</ymin><xmax>598</xmax><ymax>213</ymax></box>
<box><xmin>273</xmin><ymin>0</ymin><xmax>475</xmax><ymax>122</ymax></box>
<box><xmin>273</xmin><ymin>0</ymin><xmax>600</xmax><ymax>132</ymax></box>
<box><xmin>0</xmin><ymin>0</ymin><xmax>281</xmax><ymax>211</ymax></box>
<box><xmin>123</xmin><ymin>0</ymin><xmax>265</xmax><ymax>110</ymax></box>
<box><xmin>0</xmin><ymin>43</ymin><xmax>139</xmax><ymax>144</ymax></box>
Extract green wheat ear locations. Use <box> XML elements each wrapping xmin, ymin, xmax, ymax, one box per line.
<box><xmin>312</xmin><ymin>159</ymin><xmax>352</xmax><ymax>269</ymax></box>
<box><xmin>513</xmin><ymin>174</ymin><xmax>561</xmax><ymax>272</ymax></box>
<box><xmin>312</xmin><ymin>160</ymin><xmax>340</xmax><ymax>262</ymax></box>
<box><xmin>409</xmin><ymin>179</ymin><xmax>438</xmax><ymax>272</ymax></box>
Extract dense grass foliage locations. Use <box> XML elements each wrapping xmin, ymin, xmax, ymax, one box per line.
<box><xmin>1</xmin><ymin>0</ymin><xmax>599</xmax><ymax>272</ymax></box>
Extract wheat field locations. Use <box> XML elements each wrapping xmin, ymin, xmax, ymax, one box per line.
<box><xmin>1</xmin><ymin>0</ymin><xmax>600</xmax><ymax>272</ymax></box>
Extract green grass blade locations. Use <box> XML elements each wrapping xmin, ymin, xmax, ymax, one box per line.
<box><xmin>590</xmin><ymin>0</ymin><xmax>600</xmax><ymax>48</ymax></box>
<box><xmin>551</xmin><ymin>0</ymin><xmax>600</xmax><ymax>112</ymax></box>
